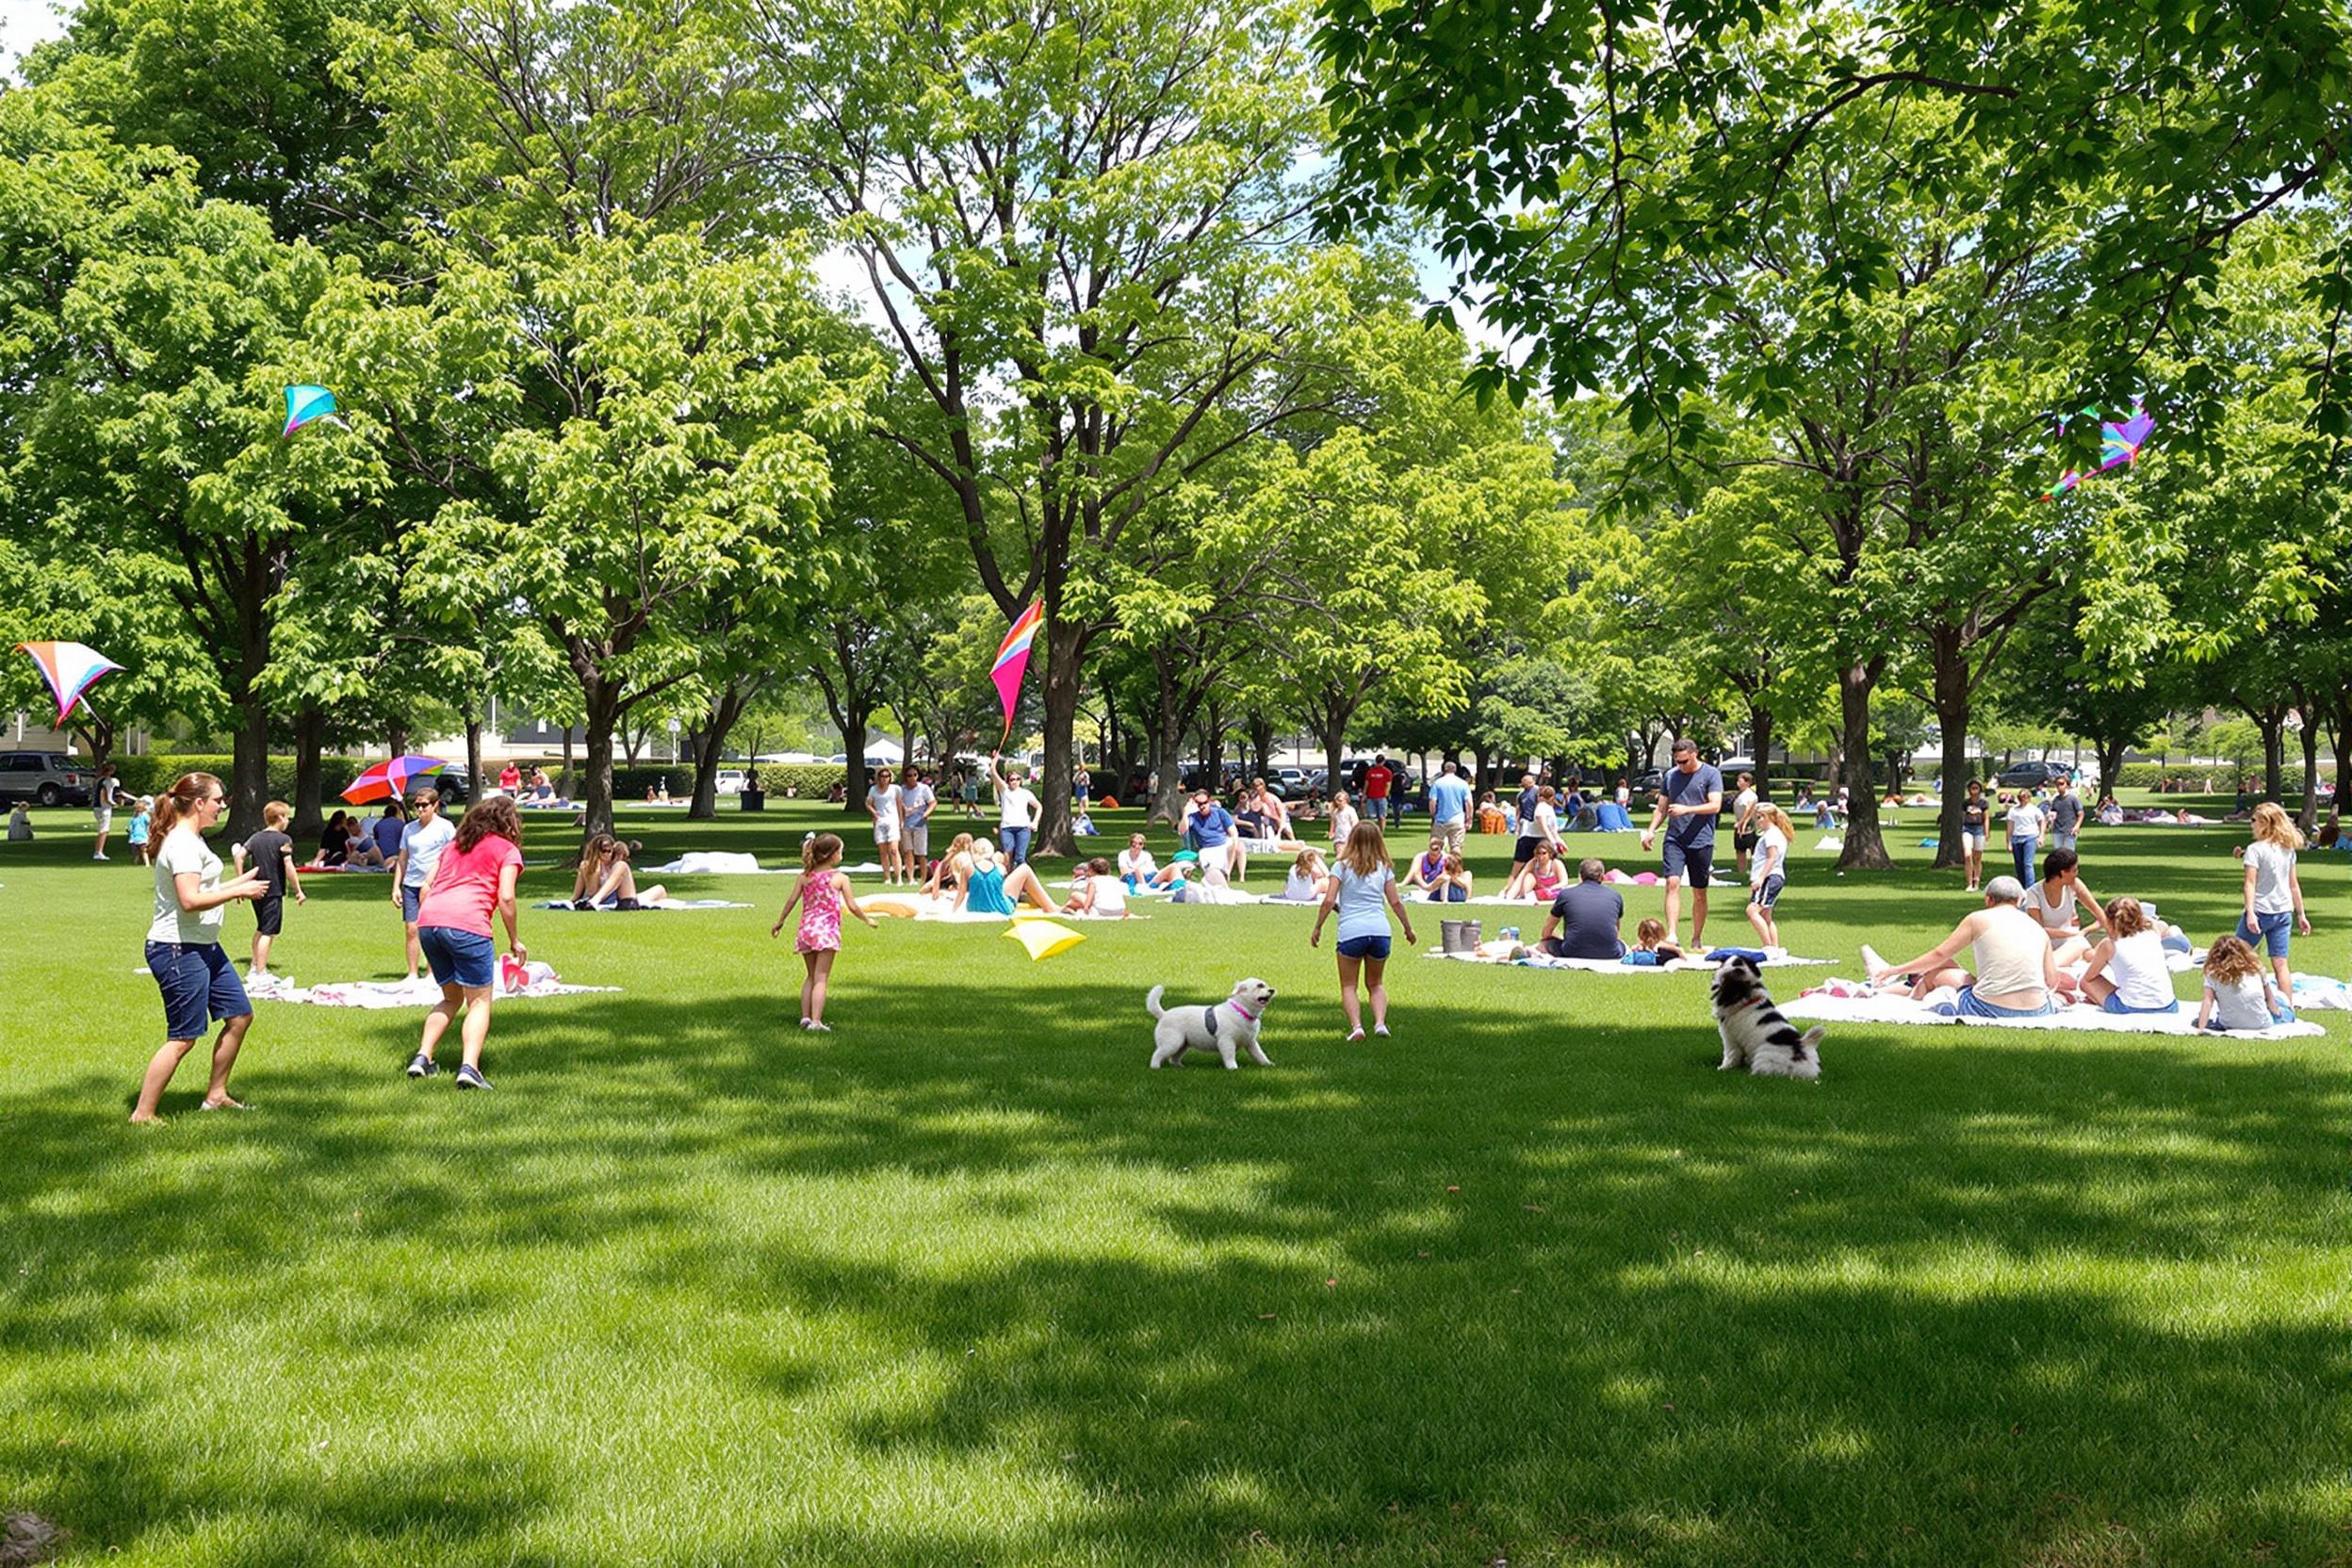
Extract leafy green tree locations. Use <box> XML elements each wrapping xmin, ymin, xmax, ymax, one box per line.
<box><xmin>1318</xmin><ymin>0</ymin><xmax>2352</xmax><ymax>424</ymax></box>
<box><xmin>758</xmin><ymin>0</ymin><xmax>1334</xmax><ymax>853</ymax></box>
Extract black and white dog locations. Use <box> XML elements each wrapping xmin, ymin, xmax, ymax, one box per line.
<box><xmin>1147</xmin><ymin>979</ymin><xmax>1275</xmax><ymax>1070</ymax></box>
<box><xmin>1710</xmin><ymin>956</ymin><xmax>1823</xmax><ymax>1079</ymax></box>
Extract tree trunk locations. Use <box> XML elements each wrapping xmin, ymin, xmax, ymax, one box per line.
<box><xmin>2297</xmin><ymin>707</ymin><xmax>2321</xmax><ymax>834</ymax></box>
<box><xmin>1746</xmin><ymin>703</ymin><xmax>1774</xmax><ymax>802</ymax></box>
<box><xmin>1323</xmin><ymin>705</ymin><xmax>1350</xmax><ymax>817</ymax></box>
<box><xmin>841</xmin><ymin>703</ymin><xmax>871</xmax><ymax>816</ymax></box>
<box><xmin>2095</xmin><ymin>735</ymin><xmax>2129</xmax><ymax>797</ymax></box>
<box><xmin>2253</xmin><ymin>706</ymin><xmax>2286</xmax><ymax>800</ymax></box>
<box><xmin>292</xmin><ymin>706</ymin><xmax>327</xmax><ymax>837</ymax></box>
<box><xmin>1833</xmin><ymin>658</ymin><xmax>1893</xmax><ymax>871</ymax></box>
<box><xmin>229</xmin><ymin>695</ymin><xmax>270</xmax><ymax>843</ymax></box>
<box><xmin>579</xmin><ymin>674</ymin><xmax>623</xmax><ymax>839</ymax></box>
<box><xmin>687</xmin><ymin>681</ymin><xmax>752</xmax><ymax>820</ymax></box>
<box><xmin>1248</xmin><ymin>713</ymin><xmax>1275</xmax><ymax>781</ymax></box>
<box><xmin>560</xmin><ymin>726</ymin><xmax>576</xmax><ymax>798</ymax></box>
<box><xmin>387</xmin><ymin>726</ymin><xmax>410</xmax><ymax>760</ymax></box>
<box><xmin>466</xmin><ymin>714</ymin><xmax>483</xmax><ymax>801</ymax></box>
<box><xmin>1200</xmin><ymin>697</ymin><xmax>1225</xmax><ymax>795</ymax></box>
<box><xmin>1034</xmin><ymin>618</ymin><xmax>1086</xmax><ymax>856</ymax></box>
<box><xmin>1929</xmin><ymin>626</ymin><xmax>1969</xmax><ymax>871</ymax></box>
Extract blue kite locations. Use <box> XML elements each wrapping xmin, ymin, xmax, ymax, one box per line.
<box><xmin>283</xmin><ymin>384</ymin><xmax>343</xmax><ymax>436</ymax></box>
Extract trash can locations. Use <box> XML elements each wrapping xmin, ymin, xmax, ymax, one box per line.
<box><xmin>741</xmin><ymin>781</ymin><xmax>765</xmax><ymax>811</ymax></box>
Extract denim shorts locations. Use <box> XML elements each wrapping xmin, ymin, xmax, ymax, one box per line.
<box><xmin>147</xmin><ymin>940</ymin><xmax>251</xmax><ymax>1039</ymax></box>
<box><xmin>400</xmin><ymin>884</ymin><xmax>424</xmax><ymax>923</ymax></box>
<box><xmin>2100</xmin><ymin>992</ymin><xmax>2179</xmax><ymax>1015</ymax></box>
<box><xmin>2237</xmin><ymin>909</ymin><xmax>2293</xmax><ymax>957</ymax></box>
<box><xmin>1336</xmin><ymin>934</ymin><xmax>1392</xmax><ymax>961</ymax></box>
<box><xmin>418</xmin><ymin>925</ymin><xmax>497</xmax><ymax>988</ymax></box>
<box><xmin>1943</xmin><ymin>986</ymin><xmax>2056</xmax><ymax>1019</ymax></box>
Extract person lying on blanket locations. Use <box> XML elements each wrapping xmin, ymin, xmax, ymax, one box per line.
<box><xmin>1062</xmin><ymin>858</ymin><xmax>1132</xmax><ymax>917</ymax></box>
<box><xmin>1860</xmin><ymin>876</ymin><xmax>2066</xmax><ymax>1018</ymax></box>
<box><xmin>1621</xmin><ymin>918</ymin><xmax>1684</xmax><ymax>966</ymax></box>
<box><xmin>571</xmin><ymin>834</ymin><xmax>669</xmax><ymax>909</ymax></box>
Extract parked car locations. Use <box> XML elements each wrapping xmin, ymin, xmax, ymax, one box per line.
<box><xmin>1271</xmin><ymin>766</ymin><xmax>1308</xmax><ymax>797</ymax></box>
<box><xmin>430</xmin><ymin>763</ymin><xmax>472</xmax><ymax>805</ymax></box>
<box><xmin>1996</xmin><ymin>760</ymin><xmax>2071</xmax><ymax>791</ymax></box>
<box><xmin>0</xmin><ymin>751</ymin><xmax>91</xmax><ymax>807</ymax></box>
<box><xmin>1633</xmin><ymin>768</ymin><xmax>1666</xmax><ymax>795</ymax></box>
<box><xmin>715</xmin><ymin>768</ymin><xmax>749</xmax><ymax>795</ymax></box>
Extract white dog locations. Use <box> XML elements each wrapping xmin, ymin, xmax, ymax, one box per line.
<box><xmin>1710</xmin><ymin>955</ymin><xmax>1823</xmax><ymax>1079</ymax></box>
<box><xmin>1147</xmin><ymin>978</ymin><xmax>1276</xmax><ymax>1070</ymax></box>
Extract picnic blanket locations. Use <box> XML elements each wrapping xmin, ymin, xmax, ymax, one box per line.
<box><xmin>1426</xmin><ymin>948</ymin><xmax>1830</xmax><ymax>972</ymax></box>
<box><xmin>1782</xmin><ymin>981</ymin><xmax>2328</xmax><ymax>1037</ymax></box>
<box><xmin>532</xmin><ymin>898</ymin><xmax>749</xmax><ymax>911</ymax></box>
<box><xmin>643</xmin><ymin>852</ymin><xmax>885</xmax><ymax>876</ymax></box>
<box><xmin>249</xmin><ymin>963</ymin><xmax>617</xmax><ymax>1008</ymax></box>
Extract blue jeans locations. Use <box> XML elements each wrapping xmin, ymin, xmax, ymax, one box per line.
<box><xmin>1001</xmin><ymin>825</ymin><xmax>1034</xmax><ymax>866</ymax></box>
<box><xmin>2011</xmin><ymin>837</ymin><xmax>2039</xmax><ymax>887</ymax></box>
<box><xmin>1941</xmin><ymin>986</ymin><xmax>2057</xmax><ymax>1019</ymax></box>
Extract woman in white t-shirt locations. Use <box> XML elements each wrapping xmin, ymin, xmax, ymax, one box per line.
<box><xmin>1310</xmin><ymin>821</ymin><xmax>1419</xmax><ymax>1041</ymax></box>
<box><xmin>2019</xmin><ymin>846</ymin><xmax>2110</xmax><ymax>966</ymax></box>
<box><xmin>2235</xmin><ymin>802</ymin><xmax>2310</xmax><ymax>994</ymax></box>
<box><xmin>133</xmin><ymin>772</ymin><xmax>268</xmax><ymax>1122</ymax></box>
<box><xmin>865</xmin><ymin>768</ymin><xmax>906</xmax><ymax>885</ymax></box>
<box><xmin>988</xmin><ymin>752</ymin><xmax>1041</xmax><ymax>866</ymax></box>
<box><xmin>1116</xmin><ymin>832</ymin><xmax>1157</xmax><ymax>890</ymax></box>
<box><xmin>2078</xmin><ymin>896</ymin><xmax>2179</xmax><ymax>1013</ymax></box>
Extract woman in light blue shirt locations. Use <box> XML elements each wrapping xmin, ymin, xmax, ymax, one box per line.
<box><xmin>1311</xmin><ymin>821</ymin><xmax>1419</xmax><ymax>1041</ymax></box>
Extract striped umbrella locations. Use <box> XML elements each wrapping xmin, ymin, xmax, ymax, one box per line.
<box><xmin>342</xmin><ymin>755</ymin><xmax>449</xmax><ymax>804</ymax></box>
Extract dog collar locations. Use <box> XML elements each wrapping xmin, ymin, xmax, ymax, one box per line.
<box><xmin>1726</xmin><ymin>995</ymin><xmax>1770</xmax><ymax>1013</ymax></box>
<box><xmin>1224</xmin><ymin>999</ymin><xmax>1261</xmax><ymax>1022</ymax></box>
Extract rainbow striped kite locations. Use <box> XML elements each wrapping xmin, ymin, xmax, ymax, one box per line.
<box><xmin>16</xmin><ymin>641</ymin><xmax>123</xmax><ymax>725</ymax></box>
<box><xmin>991</xmin><ymin>601</ymin><xmax>1043</xmax><ymax>742</ymax></box>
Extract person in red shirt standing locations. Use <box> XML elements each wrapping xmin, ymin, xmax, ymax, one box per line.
<box><xmin>1363</xmin><ymin>755</ymin><xmax>1395</xmax><ymax>826</ymax></box>
<box><xmin>405</xmin><ymin>796</ymin><xmax>527</xmax><ymax>1090</ymax></box>
<box><xmin>498</xmin><ymin>760</ymin><xmax>522</xmax><ymax>795</ymax></box>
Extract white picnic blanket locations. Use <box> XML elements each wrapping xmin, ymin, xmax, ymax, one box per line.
<box><xmin>1781</xmin><ymin>982</ymin><xmax>2328</xmax><ymax>1037</ymax></box>
<box><xmin>641</xmin><ymin>851</ymin><xmax>885</xmax><ymax>876</ymax></box>
<box><xmin>1425</xmin><ymin>949</ymin><xmax>1830</xmax><ymax>972</ymax></box>
<box><xmin>532</xmin><ymin>898</ymin><xmax>749</xmax><ymax>911</ymax></box>
<box><xmin>248</xmin><ymin>971</ymin><xmax>618</xmax><ymax>1008</ymax></box>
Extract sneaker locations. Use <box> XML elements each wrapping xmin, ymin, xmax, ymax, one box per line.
<box><xmin>405</xmin><ymin>1053</ymin><xmax>436</xmax><ymax>1079</ymax></box>
<box><xmin>806</xmin><ymin>1021</ymin><xmax>832</xmax><ymax>1033</ymax></box>
<box><xmin>1346</xmin><ymin>1027</ymin><xmax>1365</xmax><ymax>1042</ymax></box>
<box><xmin>1374</xmin><ymin>1022</ymin><xmax>1391</xmax><ymax>1037</ymax></box>
<box><xmin>800</xmin><ymin>1018</ymin><xmax>814</xmax><ymax>1030</ymax></box>
<box><xmin>93</xmin><ymin>852</ymin><xmax>108</xmax><ymax>860</ymax></box>
<box><xmin>454</xmin><ymin>1064</ymin><xmax>492</xmax><ymax>1090</ymax></box>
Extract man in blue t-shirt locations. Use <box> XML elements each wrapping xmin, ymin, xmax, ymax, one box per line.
<box><xmin>1640</xmin><ymin>738</ymin><xmax>1724</xmax><ymax>950</ymax></box>
<box><xmin>1183</xmin><ymin>789</ymin><xmax>1239</xmax><ymax>878</ymax></box>
<box><xmin>1427</xmin><ymin>760</ymin><xmax>1474</xmax><ymax>856</ymax></box>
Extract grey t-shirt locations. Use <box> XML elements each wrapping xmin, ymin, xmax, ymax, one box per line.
<box><xmin>2050</xmin><ymin>792</ymin><xmax>2084</xmax><ymax>833</ymax></box>
<box><xmin>1658</xmin><ymin>763</ymin><xmax>1724</xmax><ymax>847</ymax></box>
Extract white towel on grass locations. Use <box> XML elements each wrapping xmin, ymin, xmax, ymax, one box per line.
<box><xmin>1424</xmin><ymin>950</ymin><xmax>1829</xmax><ymax>972</ymax></box>
<box><xmin>251</xmin><ymin>974</ymin><xmax>618</xmax><ymax>1008</ymax></box>
<box><xmin>533</xmin><ymin>898</ymin><xmax>749</xmax><ymax>911</ymax></box>
<box><xmin>1780</xmin><ymin>983</ymin><xmax>2328</xmax><ymax>1037</ymax></box>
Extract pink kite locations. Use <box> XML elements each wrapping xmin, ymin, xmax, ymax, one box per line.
<box><xmin>990</xmin><ymin>601</ymin><xmax>1043</xmax><ymax>743</ymax></box>
<box><xmin>15</xmin><ymin>641</ymin><xmax>123</xmax><ymax>724</ymax></box>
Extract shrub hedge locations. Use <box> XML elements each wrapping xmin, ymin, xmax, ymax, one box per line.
<box><xmin>106</xmin><ymin>755</ymin><xmax>861</xmax><ymax>804</ymax></box>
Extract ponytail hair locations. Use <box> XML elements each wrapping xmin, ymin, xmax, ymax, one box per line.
<box><xmin>804</xmin><ymin>831</ymin><xmax>843</xmax><ymax>873</ymax></box>
<box><xmin>453</xmin><ymin>795</ymin><xmax>524</xmax><ymax>855</ymax></box>
<box><xmin>151</xmin><ymin>772</ymin><xmax>223</xmax><ymax>837</ymax></box>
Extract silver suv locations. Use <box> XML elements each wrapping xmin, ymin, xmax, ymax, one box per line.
<box><xmin>0</xmin><ymin>751</ymin><xmax>93</xmax><ymax>807</ymax></box>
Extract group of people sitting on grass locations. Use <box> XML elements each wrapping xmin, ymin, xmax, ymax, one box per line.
<box><xmin>1858</xmin><ymin>803</ymin><xmax>2310</xmax><ymax>1027</ymax></box>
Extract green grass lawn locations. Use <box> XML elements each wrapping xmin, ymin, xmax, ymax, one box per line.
<box><xmin>3</xmin><ymin>802</ymin><xmax>2348</xmax><ymax>1565</ymax></box>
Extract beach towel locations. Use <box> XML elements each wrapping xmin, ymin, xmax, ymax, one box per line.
<box><xmin>249</xmin><ymin>962</ymin><xmax>617</xmax><ymax>1008</ymax></box>
<box><xmin>1425</xmin><ymin>949</ymin><xmax>1829</xmax><ymax>972</ymax></box>
<box><xmin>532</xmin><ymin>897</ymin><xmax>749</xmax><ymax>911</ymax></box>
<box><xmin>1781</xmin><ymin>982</ymin><xmax>2327</xmax><ymax>1037</ymax></box>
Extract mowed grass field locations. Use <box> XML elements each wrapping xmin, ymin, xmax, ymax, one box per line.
<box><xmin>3</xmin><ymin>800</ymin><xmax>2349</xmax><ymax>1566</ymax></box>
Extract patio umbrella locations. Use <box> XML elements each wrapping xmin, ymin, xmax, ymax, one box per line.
<box><xmin>342</xmin><ymin>755</ymin><xmax>449</xmax><ymax>804</ymax></box>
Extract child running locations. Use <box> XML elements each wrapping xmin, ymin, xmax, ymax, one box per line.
<box><xmin>2236</xmin><ymin>802</ymin><xmax>2310</xmax><ymax>996</ymax></box>
<box><xmin>2196</xmin><ymin>934</ymin><xmax>2295</xmax><ymax>1031</ymax></box>
<box><xmin>1744</xmin><ymin>802</ymin><xmax>1792</xmax><ymax>950</ymax></box>
<box><xmin>1310</xmin><ymin>820</ymin><xmax>1419</xmax><ymax>1041</ymax></box>
<box><xmin>771</xmin><ymin>831</ymin><xmax>877</xmax><ymax>1032</ymax></box>
<box><xmin>128</xmin><ymin>795</ymin><xmax>155</xmax><ymax>864</ymax></box>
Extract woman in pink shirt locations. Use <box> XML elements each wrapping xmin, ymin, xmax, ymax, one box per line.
<box><xmin>406</xmin><ymin>796</ymin><xmax>527</xmax><ymax>1090</ymax></box>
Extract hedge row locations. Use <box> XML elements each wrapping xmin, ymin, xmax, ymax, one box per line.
<box><xmin>2112</xmin><ymin>762</ymin><xmax>2316</xmax><ymax>792</ymax></box>
<box><xmin>105</xmin><ymin>754</ymin><xmax>866</xmax><ymax>804</ymax></box>
<box><xmin>110</xmin><ymin>754</ymin><xmax>378</xmax><ymax>800</ymax></box>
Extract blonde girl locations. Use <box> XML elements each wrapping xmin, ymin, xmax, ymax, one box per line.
<box><xmin>134</xmin><ymin>772</ymin><xmax>268</xmax><ymax>1122</ymax></box>
<box><xmin>2079</xmin><ymin>896</ymin><xmax>2179</xmax><ymax>1014</ymax></box>
<box><xmin>1310</xmin><ymin>821</ymin><xmax>1419</xmax><ymax>1040</ymax></box>
<box><xmin>2196</xmin><ymin>934</ymin><xmax>2294</xmax><ymax>1031</ymax></box>
<box><xmin>1745</xmin><ymin>803</ymin><xmax>1794</xmax><ymax>949</ymax></box>
<box><xmin>771</xmin><ymin>832</ymin><xmax>876</xmax><ymax>1031</ymax></box>
<box><xmin>1281</xmin><ymin>848</ymin><xmax>1331</xmax><ymax>903</ymax></box>
<box><xmin>2236</xmin><ymin>802</ymin><xmax>2310</xmax><ymax>993</ymax></box>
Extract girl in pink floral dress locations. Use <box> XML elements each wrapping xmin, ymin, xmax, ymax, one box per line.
<box><xmin>770</xmin><ymin>832</ymin><xmax>876</xmax><ymax>1031</ymax></box>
